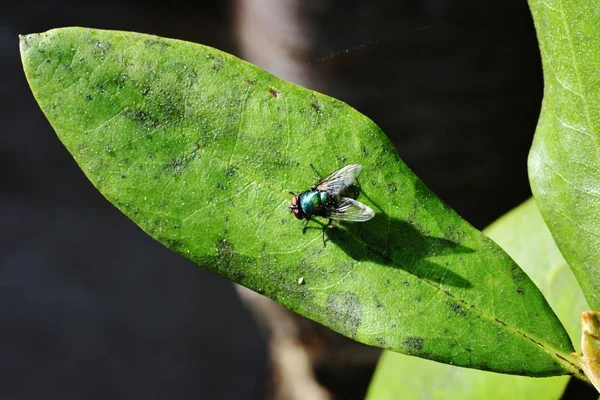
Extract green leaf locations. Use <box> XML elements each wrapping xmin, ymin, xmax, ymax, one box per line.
<box><xmin>528</xmin><ymin>0</ymin><xmax>600</xmax><ymax>310</ymax></box>
<box><xmin>366</xmin><ymin>199</ymin><xmax>590</xmax><ymax>400</ymax></box>
<box><xmin>21</xmin><ymin>27</ymin><xmax>576</xmax><ymax>376</ymax></box>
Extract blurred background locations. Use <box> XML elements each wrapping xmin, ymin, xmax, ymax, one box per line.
<box><xmin>3</xmin><ymin>1</ymin><xmax>545</xmax><ymax>399</ymax></box>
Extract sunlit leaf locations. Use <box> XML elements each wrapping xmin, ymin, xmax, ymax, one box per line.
<box><xmin>528</xmin><ymin>0</ymin><xmax>600</xmax><ymax>310</ymax></box>
<box><xmin>21</xmin><ymin>27</ymin><xmax>576</xmax><ymax>375</ymax></box>
<box><xmin>366</xmin><ymin>199</ymin><xmax>590</xmax><ymax>399</ymax></box>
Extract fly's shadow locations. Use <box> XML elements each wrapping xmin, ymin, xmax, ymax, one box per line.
<box><xmin>326</xmin><ymin>211</ymin><xmax>475</xmax><ymax>289</ymax></box>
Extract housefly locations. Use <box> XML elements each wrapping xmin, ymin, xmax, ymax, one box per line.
<box><xmin>289</xmin><ymin>164</ymin><xmax>375</xmax><ymax>237</ymax></box>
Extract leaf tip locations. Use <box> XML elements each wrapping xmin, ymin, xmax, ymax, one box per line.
<box><xmin>18</xmin><ymin>33</ymin><xmax>32</xmax><ymax>53</ymax></box>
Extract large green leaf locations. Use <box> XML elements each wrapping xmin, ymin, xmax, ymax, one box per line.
<box><xmin>366</xmin><ymin>199</ymin><xmax>590</xmax><ymax>399</ymax></box>
<box><xmin>21</xmin><ymin>27</ymin><xmax>576</xmax><ymax>376</ymax></box>
<box><xmin>528</xmin><ymin>0</ymin><xmax>600</xmax><ymax>310</ymax></box>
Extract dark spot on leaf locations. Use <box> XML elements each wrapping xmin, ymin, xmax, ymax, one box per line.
<box><xmin>403</xmin><ymin>337</ymin><xmax>424</xmax><ymax>351</ymax></box>
<box><xmin>325</xmin><ymin>292</ymin><xmax>362</xmax><ymax>339</ymax></box>
<box><xmin>516</xmin><ymin>287</ymin><xmax>525</xmax><ymax>295</ymax></box>
<box><xmin>413</xmin><ymin>295</ymin><xmax>421</xmax><ymax>302</ymax></box>
<box><xmin>144</xmin><ymin>38</ymin><xmax>170</xmax><ymax>48</ymax></box>
<box><xmin>91</xmin><ymin>40</ymin><xmax>111</xmax><ymax>59</ymax></box>
<box><xmin>121</xmin><ymin>108</ymin><xmax>160</xmax><ymax>129</ymax></box>
<box><xmin>115</xmin><ymin>73</ymin><xmax>127</xmax><ymax>88</ymax></box>
<box><xmin>269</xmin><ymin>87</ymin><xmax>280</xmax><ymax>98</ymax></box>
<box><xmin>216</xmin><ymin>182</ymin><xmax>225</xmax><ymax>190</ymax></box>
<box><xmin>311</xmin><ymin>103</ymin><xmax>322</xmax><ymax>111</ymax></box>
<box><xmin>510</xmin><ymin>265</ymin><xmax>525</xmax><ymax>281</ymax></box>
<box><xmin>465</xmin><ymin>347</ymin><xmax>472</xmax><ymax>352</ymax></box>
<box><xmin>162</xmin><ymin>152</ymin><xmax>198</xmax><ymax>176</ymax></box>
<box><xmin>143</xmin><ymin>215</ymin><xmax>182</xmax><ymax>246</ymax></box>
<box><xmin>449</xmin><ymin>341</ymin><xmax>457</xmax><ymax>348</ymax></box>
<box><xmin>141</xmin><ymin>87</ymin><xmax>151</xmax><ymax>96</ymax></box>
<box><xmin>85</xmin><ymin>94</ymin><xmax>93</xmax><ymax>101</ymax></box>
<box><xmin>95</xmin><ymin>83</ymin><xmax>107</xmax><ymax>94</ymax></box>
<box><xmin>480</xmin><ymin>362</ymin><xmax>490</xmax><ymax>371</ymax></box>
<box><xmin>233</xmin><ymin>271</ymin><xmax>245</xmax><ymax>281</ymax></box>
<box><xmin>225</xmin><ymin>166</ymin><xmax>237</xmax><ymax>177</ymax></box>
<box><xmin>104</xmin><ymin>145</ymin><xmax>114</xmax><ymax>156</ymax></box>
<box><xmin>212</xmin><ymin>55</ymin><xmax>224</xmax><ymax>71</ymax></box>
<box><xmin>443</xmin><ymin>224</ymin><xmax>466</xmax><ymax>244</ymax></box>
<box><xmin>244</xmin><ymin>78</ymin><xmax>255</xmax><ymax>85</ymax></box>
<box><xmin>361</xmin><ymin>146</ymin><xmax>369</xmax><ymax>156</ymax></box>
<box><xmin>374</xmin><ymin>337</ymin><xmax>386</xmax><ymax>347</ymax></box>
<box><xmin>165</xmin><ymin>238</ymin><xmax>183</xmax><ymax>252</ymax></box>
<box><xmin>387</xmin><ymin>183</ymin><xmax>397</xmax><ymax>193</ymax></box>
<box><xmin>121</xmin><ymin>174</ymin><xmax>126</xmax><ymax>179</ymax></box>
<box><xmin>442</xmin><ymin>328</ymin><xmax>448</xmax><ymax>334</ymax></box>
<box><xmin>153</xmin><ymin>90</ymin><xmax>186</xmax><ymax>125</ymax></box>
<box><xmin>217</xmin><ymin>238</ymin><xmax>232</xmax><ymax>253</ymax></box>
<box><xmin>193</xmin><ymin>239</ymin><xmax>259</xmax><ymax>289</ymax></box>
<box><xmin>448</xmin><ymin>301</ymin><xmax>467</xmax><ymax>317</ymax></box>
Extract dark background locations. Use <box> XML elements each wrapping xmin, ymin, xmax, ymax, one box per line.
<box><xmin>1</xmin><ymin>1</ymin><xmax>555</xmax><ymax>399</ymax></box>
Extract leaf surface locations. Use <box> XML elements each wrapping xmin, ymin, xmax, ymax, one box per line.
<box><xmin>528</xmin><ymin>0</ymin><xmax>600</xmax><ymax>309</ymax></box>
<box><xmin>21</xmin><ymin>27</ymin><xmax>575</xmax><ymax>375</ymax></box>
<box><xmin>366</xmin><ymin>199</ymin><xmax>590</xmax><ymax>399</ymax></box>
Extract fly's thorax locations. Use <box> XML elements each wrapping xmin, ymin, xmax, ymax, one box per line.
<box><xmin>299</xmin><ymin>190</ymin><xmax>330</xmax><ymax>218</ymax></box>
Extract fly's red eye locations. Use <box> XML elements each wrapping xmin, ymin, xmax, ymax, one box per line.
<box><xmin>290</xmin><ymin>195</ymin><xmax>304</xmax><ymax>219</ymax></box>
<box><xmin>293</xmin><ymin>208</ymin><xmax>303</xmax><ymax>219</ymax></box>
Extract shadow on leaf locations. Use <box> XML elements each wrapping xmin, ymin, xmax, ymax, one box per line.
<box><xmin>323</xmin><ymin>212</ymin><xmax>474</xmax><ymax>289</ymax></box>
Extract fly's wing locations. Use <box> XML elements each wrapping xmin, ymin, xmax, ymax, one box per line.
<box><xmin>327</xmin><ymin>197</ymin><xmax>375</xmax><ymax>222</ymax></box>
<box><xmin>314</xmin><ymin>164</ymin><xmax>362</xmax><ymax>196</ymax></box>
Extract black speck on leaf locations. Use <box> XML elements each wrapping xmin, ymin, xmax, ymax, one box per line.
<box><xmin>269</xmin><ymin>87</ymin><xmax>280</xmax><ymax>98</ymax></box>
<box><xmin>404</xmin><ymin>337</ymin><xmax>424</xmax><ymax>351</ymax></box>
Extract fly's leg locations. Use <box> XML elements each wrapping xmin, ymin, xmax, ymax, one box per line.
<box><xmin>301</xmin><ymin>219</ymin><xmax>310</xmax><ymax>234</ymax></box>
<box><xmin>322</xmin><ymin>218</ymin><xmax>333</xmax><ymax>246</ymax></box>
<box><xmin>309</xmin><ymin>163</ymin><xmax>322</xmax><ymax>180</ymax></box>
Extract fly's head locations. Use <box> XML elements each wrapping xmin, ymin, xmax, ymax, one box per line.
<box><xmin>289</xmin><ymin>194</ymin><xmax>305</xmax><ymax>220</ymax></box>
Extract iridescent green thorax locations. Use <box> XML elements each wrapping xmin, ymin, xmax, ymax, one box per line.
<box><xmin>298</xmin><ymin>190</ymin><xmax>332</xmax><ymax>219</ymax></box>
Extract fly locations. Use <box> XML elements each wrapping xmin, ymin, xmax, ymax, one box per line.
<box><xmin>289</xmin><ymin>164</ymin><xmax>375</xmax><ymax>239</ymax></box>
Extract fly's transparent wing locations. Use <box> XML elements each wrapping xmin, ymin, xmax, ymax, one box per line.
<box><xmin>314</xmin><ymin>164</ymin><xmax>362</xmax><ymax>195</ymax></box>
<box><xmin>327</xmin><ymin>197</ymin><xmax>375</xmax><ymax>222</ymax></box>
